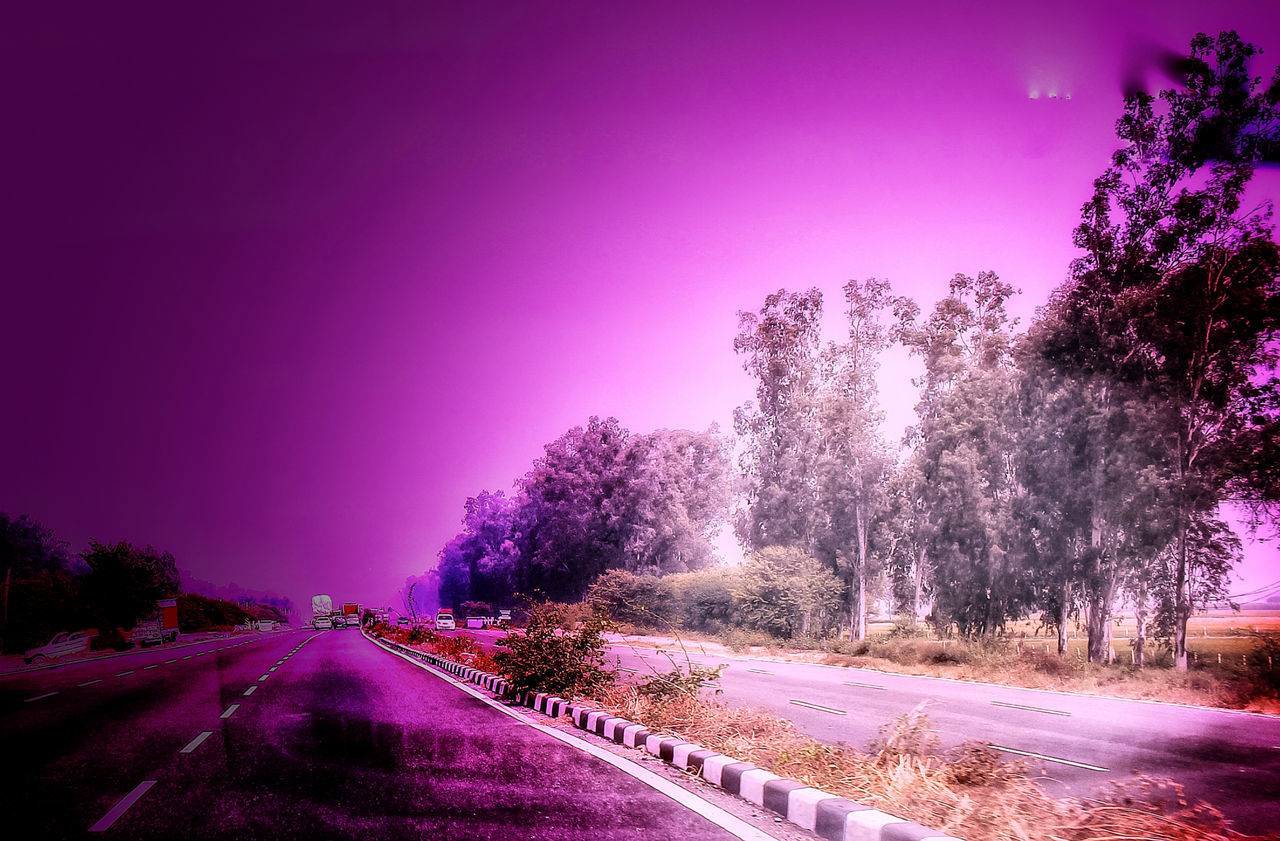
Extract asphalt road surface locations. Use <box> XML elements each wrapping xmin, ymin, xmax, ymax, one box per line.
<box><xmin>0</xmin><ymin>629</ymin><xmax>775</xmax><ymax>840</ymax></box>
<box><xmin>461</xmin><ymin>628</ymin><xmax>1280</xmax><ymax>836</ymax></box>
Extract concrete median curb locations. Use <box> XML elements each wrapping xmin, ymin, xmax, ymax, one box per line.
<box><xmin>370</xmin><ymin>633</ymin><xmax>963</xmax><ymax>841</ymax></box>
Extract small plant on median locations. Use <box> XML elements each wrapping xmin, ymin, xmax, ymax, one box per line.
<box><xmin>493</xmin><ymin>600</ymin><xmax>614</xmax><ymax>697</ymax></box>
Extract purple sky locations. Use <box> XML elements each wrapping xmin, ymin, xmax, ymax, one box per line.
<box><xmin>3</xmin><ymin>2</ymin><xmax>1277</xmax><ymax>615</ymax></box>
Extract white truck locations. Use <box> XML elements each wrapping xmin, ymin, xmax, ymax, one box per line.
<box><xmin>312</xmin><ymin>594</ymin><xmax>333</xmax><ymax>629</ymax></box>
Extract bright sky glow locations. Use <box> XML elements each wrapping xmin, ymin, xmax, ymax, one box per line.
<box><xmin>1</xmin><ymin>1</ymin><xmax>1277</xmax><ymax>612</ymax></box>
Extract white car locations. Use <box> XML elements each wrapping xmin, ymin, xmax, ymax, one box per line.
<box><xmin>313</xmin><ymin>616</ymin><xmax>333</xmax><ymax>630</ymax></box>
<box><xmin>24</xmin><ymin>630</ymin><xmax>92</xmax><ymax>664</ymax></box>
<box><xmin>434</xmin><ymin>613</ymin><xmax>456</xmax><ymax>631</ymax></box>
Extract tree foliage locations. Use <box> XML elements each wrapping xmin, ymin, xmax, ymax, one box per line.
<box><xmin>78</xmin><ymin>540</ymin><xmax>179</xmax><ymax>631</ymax></box>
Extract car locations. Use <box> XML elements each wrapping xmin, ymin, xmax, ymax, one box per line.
<box><xmin>396</xmin><ymin>617</ymin><xmax>410</xmax><ymax>626</ymax></box>
<box><xmin>23</xmin><ymin>630</ymin><xmax>93</xmax><ymax>664</ymax></box>
<box><xmin>434</xmin><ymin>612</ymin><xmax>456</xmax><ymax>631</ymax></box>
<box><xmin>313</xmin><ymin>616</ymin><xmax>333</xmax><ymax>630</ymax></box>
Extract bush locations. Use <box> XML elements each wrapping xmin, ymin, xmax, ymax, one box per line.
<box><xmin>586</xmin><ymin>570</ymin><xmax>675</xmax><ymax>628</ymax></box>
<box><xmin>825</xmin><ymin>638</ymin><xmax>870</xmax><ymax>656</ymax></box>
<box><xmin>720</xmin><ymin>628</ymin><xmax>772</xmax><ymax>652</ymax></box>
<box><xmin>91</xmin><ymin>627</ymin><xmax>131</xmax><ymax>651</ymax></box>
<box><xmin>667</xmin><ymin>568</ymin><xmax>738</xmax><ymax>633</ymax></box>
<box><xmin>494</xmin><ymin>601</ymin><xmax>614</xmax><ymax>697</ymax></box>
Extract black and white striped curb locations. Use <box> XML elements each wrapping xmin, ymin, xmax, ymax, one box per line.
<box><xmin>371</xmin><ymin>634</ymin><xmax>962</xmax><ymax>841</ymax></box>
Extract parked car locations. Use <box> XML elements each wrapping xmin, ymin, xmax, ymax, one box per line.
<box><xmin>23</xmin><ymin>630</ymin><xmax>93</xmax><ymax>664</ymax></box>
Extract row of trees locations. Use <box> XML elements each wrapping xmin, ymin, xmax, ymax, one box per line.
<box><xmin>432</xmin><ymin>32</ymin><xmax>1277</xmax><ymax>670</ymax></box>
<box><xmin>436</xmin><ymin>420</ymin><xmax>730</xmax><ymax>607</ymax></box>
<box><xmin>733</xmin><ymin>32</ymin><xmax>1279</xmax><ymax>668</ymax></box>
<box><xmin>0</xmin><ymin>512</ymin><xmax>286</xmax><ymax>652</ymax></box>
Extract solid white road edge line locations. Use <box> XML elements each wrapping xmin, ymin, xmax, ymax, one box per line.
<box><xmin>988</xmin><ymin>744</ymin><xmax>1109</xmax><ymax>771</ymax></box>
<box><xmin>369</xmin><ymin>636</ymin><xmax>781</xmax><ymax>841</ymax></box>
<box><xmin>88</xmin><ymin>780</ymin><xmax>156</xmax><ymax>831</ymax></box>
<box><xmin>180</xmin><ymin>731</ymin><xmax>214</xmax><ymax>754</ymax></box>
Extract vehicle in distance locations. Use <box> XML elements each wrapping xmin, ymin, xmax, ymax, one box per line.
<box><xmin>313</xmin><ymin>615</ymin><xmax>333</xmax><ymax>630</ymax></box>
<box><xmin>435</xmin><ymin>611</ymin><xmax>456</xmax><ymax>631</ymax></box>
<box><xmin>24</xmin><ymin>630</ymin><xmax>93</xmax><ymax>664</ymax></box>
<box><xmin>134</xmin><ymin>598</ymin><xmax>180</xmax><ymax>646</ymax></box>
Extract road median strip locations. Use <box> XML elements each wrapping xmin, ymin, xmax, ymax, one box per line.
<box><xmin>368</xmin><ymin>631</ymin><xmax>961</xmax><ymax>841</ymax></box>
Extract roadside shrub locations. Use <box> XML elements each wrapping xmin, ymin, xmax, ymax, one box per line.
<box><xmin>887</xmin><ymin>617</ymin><xmax>930</xmax><ymax>639</ymax></box>
<box><xmin>1246</xmin><ymin>630</ymin><xmax>1280</xmax><ymax>698</ymax></box>
<box><xmin>91</xmin><ymin>627</ymin><xmax>131</xmax><ymax>651</ymax></box>
<box><xmin>494</xmin><ymin>601</ymin><xmax>614</xmax><ymax>697</ymax></box>
<box><xmin>667</xmin><ymin>568</ymin><xmax>738</xmax><ymax>633</ymax></box>
<box><xmin>586</xmin><ymin>569</ymin><xmax>675</xmax><ymax>628</ymax></box>
<box><xmin>720</xmin><ymin>628</ymin><xmax>772</xmax><ymax>652</ymax></box>
<box><xmin>825</xmin><ymin>638</ymin><xmax>870</xmax><ymax>656</ymax></box>
<box><xmin>1020</xmin><ymin>647</ymin><xmax>1076</xmax><ymax>676</ymax></box>
<box><xmin>637</xmin><ymin>662</ymin><xmax>725</xmax><ymax>701</ymax></box>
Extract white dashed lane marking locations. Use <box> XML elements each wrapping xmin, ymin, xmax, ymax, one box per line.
<box><xmin>180</xmin><ymin>731</ymin><xmax>214</xmax><ymax>754</ymax></box>
<box><xmin>843</xmin><ymin>681</ymin><xmax>887</xmax><ymax>690</ymax></box>
<box><xmin>115</xmin><ymin>670</ymin><xmax>134</xmax><ymax>677</ymax></box>
<box><xmin>88</xmin><ymin>780</ymin><xmax>156</xmax><ymax>832</ymax></box>
<box><xmin>24</xmin><ymin>691</ymin><xmax>58</xmax><ymax>703</ymax></box>
<box><xmin>243</xmin><ymin>685</ymin><xmax>257</xmax><ymax>696</ymax></box>
<box><xmin>991</xmin><ymin>700</ymin><xmax>1070</xmax><ymax>716</ymax></box>
<box><xmin>789</xmin><ymin>699</ymin><xmax>847</xmax><ymax>715</ymax></box>
<box><xmin>143</xmin><ymin>664</ymin><xmax>158</xmax><ymax>670</ymax></box>
<box><xmin>989</xmin><ymin>744</ymin><xmax>1108</xmax><ymax>771</ymax></box>
<box><xmin>220</xmin><ymin>704</ymin><xmax>240</xmax><ymax>719</ymax></box>
<box><xmin>78</xmin><ymin>679</ymin><xmax>102</xmax><ymax>687</ymax></box>
<box><xmin>259</xmin><ymin>674</ymin><xmax>269</xmax><ymax>681</ymax></box>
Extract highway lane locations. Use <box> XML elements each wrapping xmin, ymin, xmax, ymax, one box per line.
<box><xmin>0</xmin><ymin>628</ymin><xmax>776</xmax><ymax>840</ymax></box>
<box><xmin>460</xmin><ymin>628</ymin><xmax>1280</xmax><ymax>835</ymax></box>
<box><xmin>0</xmin><ymin>628</ymin><xmax>310</xmax><ymax>838</ymax></box>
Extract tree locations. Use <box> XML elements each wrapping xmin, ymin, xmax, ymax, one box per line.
<box><xmin>514</xmin><ymin>416</ymin><xmax>633</xmax><ymax>601</ymax></box>
<box><xmin>0</xmin><ymin>512</ymin><xmax>73</xmax><ymax>577</ymax></box>
<box><xmin>0</xmin><ymin>513</ymin><xmax>81</xmax><ymax>652</ymax></box>
<box><xmin>1063</xmin><ymin>30</ymin><xmax>1280</xmax><ymax>668</ymax></box>
<box><xmin>901</xmin><ymin>272</ymin><xmax>1028</xmax><ymax>637</ymax></box>
<box><xmin>78</xmin><ymin>540</ymin><xmax>179</xmax><ymax>631</ymax></box>
<box><xmin>733</xmin><ymin>289</ymin><xmax>826</xmax><ymax>552</ymax></box>
<box><xmin>731</xmin><ymin>546</ymin><xmax>843</xmax><ymax>639</ymax></box>
<box><xmin>813</xmin><ymin>278</ymin><xmax>909</xmax><ymax>640</ymax></box>
<box><xmin>616</xmin><ymin>428</ymin><xmax>731</xmax><ymax>574</ymax></box>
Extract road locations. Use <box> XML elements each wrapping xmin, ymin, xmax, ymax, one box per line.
<box><xmin>0</xmin><ymin>629</ymin><xmax>775</xmax><ymax>840</ymax></box>
<box><xmin>460</xmin><ymin>628</ymin><xmax>1280</xmax><ymax>835</ymax></box>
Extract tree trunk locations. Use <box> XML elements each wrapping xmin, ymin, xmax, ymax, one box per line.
<box><xmin>912</xmin><ymin>546</ymin><xmax>925</xmax><ymax>620</ymax></box>
<box><xmin>1056</xmin><ymin>579</ymin><xmax>1071</xmax><ymax>656</ymax></box>
<box><xmin>849</xmin><ymin>462</ymin><xmax>869</xmax><ymax>642</ymax></box>
<box><xmin>1173</xmin><ymin>475</ymin><xmax>1190</xmax><ymax>671</ymax></box>
<box><xmin>1133</xmin><ymin>578</ymin><xmax>1148</xmax><ymax>669</ymax></box>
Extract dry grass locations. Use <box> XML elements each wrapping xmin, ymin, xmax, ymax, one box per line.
<box><xmin>580</xmin><ymin>685</ymin><xmax>1265</xmax><ymax>841</ymax></box>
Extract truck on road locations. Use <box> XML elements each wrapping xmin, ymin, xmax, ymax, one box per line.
<box><xmin>342</xmin><ymin>602</ymin><xmax>361</xmax><ymax>628</ymax></box>
<box><xmin>133</xmin><ymin>598</ymin><xmax>180</xmax><ymax>646</ymax></box>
